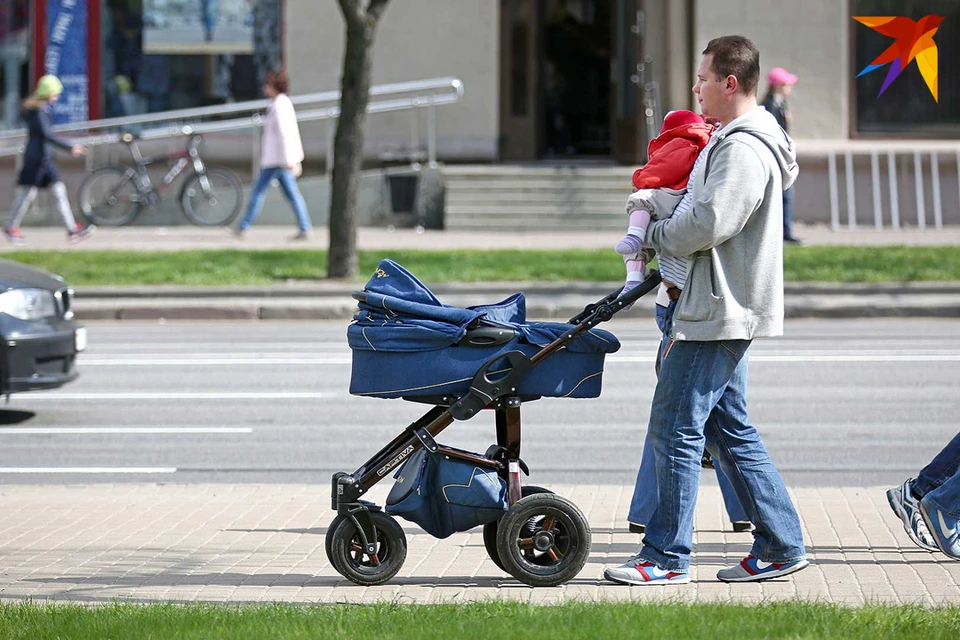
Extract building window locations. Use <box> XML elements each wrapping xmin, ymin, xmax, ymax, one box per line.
<box><xmin>0</xmin><ymin>0</ymin><xmax>30</xmax><ymax>130</ymax></box>
<box><xmin>852</xmin><ymin>0</ymin><xmax>959</xmax><ymax>136</ymax></box>
<box><xmin>102</xmin><ymin>0</ymin><xmax>282</xmax><ymax>118</ymax></box>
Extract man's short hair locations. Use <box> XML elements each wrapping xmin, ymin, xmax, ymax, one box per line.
<box><xmin>702</xmin><ymin>36</ymin><xmax>760</xmax><ymax>96</ymax></box>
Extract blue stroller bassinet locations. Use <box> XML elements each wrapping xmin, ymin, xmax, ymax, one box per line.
<box><xmin>348</xmin><ymin>260</ymin><xmax>621</xmax><ymax>400</ymax></box>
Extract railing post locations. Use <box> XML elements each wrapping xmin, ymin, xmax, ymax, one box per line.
<box><xmin>870</xmin><ymin>151</ymin><xmax>882</xmax><ymax>229</ymax></box>
<box><xmin>828</xmin><ymin>151</ymin><xmax>839</xmax><ymax>231</ymax></box>
<box><xmin>844</xmin><ymin>151</ymin><xmax>856</xmax><ymax>229</ymax></box>
<box><xmin>427</xmin><ymin>100</ymin><xmax>437</xmax><ymax>168</ymax></box>
<box><xmin>888</xmin><ymin>151</ymin><xmax>900</xmax><ymax>229</ymax></box>
<box><xmin>913</xmin><ymin>151</ymin><xmax>925</xmax><ymax>230</ymax></box>
<box><xmin>251</xmin><ymin>116</ymin><xmax>261</xmax><ymax>177</ymax></box>
<box><xmin>326</xmin><ymin>116</ymin><xmax>335</xmax><ymax>176</ymax></box>
<box><xmin>931</xmin><ymin>152</ymin><xmax>943</xmax><ymax>230</ymax></box>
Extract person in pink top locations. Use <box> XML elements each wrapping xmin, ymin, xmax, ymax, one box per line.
<box><xmin>234</xmin><ymin>70</ymin><xmax>312</xmax><ymax>240</ymax></box>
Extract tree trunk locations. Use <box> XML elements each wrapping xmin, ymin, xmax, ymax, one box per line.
<box><xmin>328</xmin><ymin>0</ymin><xmax>389</xmax><ymax>279</ymax></box>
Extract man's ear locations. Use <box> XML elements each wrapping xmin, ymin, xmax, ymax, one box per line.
<box><xmin>725</xmin><ymin>75</ymin><xmax>739</xmax><ymax>95</ymax></box>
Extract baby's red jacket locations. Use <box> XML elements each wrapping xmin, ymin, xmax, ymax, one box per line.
<box><xmin>632</xmin><ymin>123</ymin><xmax>715</xmax><ymax>191</ymax></box>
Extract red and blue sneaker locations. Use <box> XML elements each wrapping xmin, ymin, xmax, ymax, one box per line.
<box><xmin>717</xmin><ymin>554</ymin><xmax>809</xmax><ymax>582</ymax></box>
<box><xmin>603</xmin><ymin>556</ymin><xmax>690</xmax><ymax>585</ymax></box>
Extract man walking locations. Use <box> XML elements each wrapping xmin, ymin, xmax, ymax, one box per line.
<box><xmin>605</xmin><ymin>35</ymin><xmax>808</xmax><ymax>585</ymax></box>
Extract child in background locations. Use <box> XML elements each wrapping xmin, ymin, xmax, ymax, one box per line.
<box><xmin>4</xmin><ymin>75</ymin><xmax>96</xmax><ymax>245</ymax></box>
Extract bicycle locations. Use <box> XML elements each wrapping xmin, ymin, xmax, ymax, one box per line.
<box><xmin>78</xmin><ymin>129</ymin><xmax>244</xmax><ymax>227</ymax></box>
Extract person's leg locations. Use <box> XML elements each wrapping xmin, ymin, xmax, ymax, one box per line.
<box><xmin>920</xmin><ymin>467</ymin><xmax>960</xmax><ymax>559</ymax></box>
<box><xmin>628</xmin><ymin>435</ymin><xmax>658</xmax><ymax>528</ymax></box>
<box><xmin>715</xmin><ymin>463</ymin><xmax>749</xmax><ymax>524</ymax></box>
<box><xmin>50</xmin><ymin>182</ymin><xmax>80</xmax><ymax>231</ymax></box>
<box><xmin>201</xmin><ymin>0</ymin><xmax>216</xmax><ymax>38</ymax></box>
<box><xmin>7</xmin><ymin>186</ymin><xmax>38</xmax><ymax>230</ymax></box>
<box><xmin>914</xmin><ymin>433</ymin><xmax>960</xmax><ymax>499</ymax></box>
<box><xmin>782</xmin><ymin>186</ymin><xmax>797</xmax><ymax>241</ymax></box>
<box><xmin>237</xmin><ymin>168</ymin><xmax>278</xmax><ymax>231</ymax></box>
<box><xmin>635</xmin><ymin>340</ymin><xmax>746</xmax><ymax>572</ymax></box>
<box><xmin>703</xmin><ymin>347</ymin><xmax>807</xmax><ymax>565</ymax></box>
<box><xmin>616</xmin><ymin>209</ymin><xmax>651</xmax><ymax>255</ymax></box>
<box><xmin>626</xmin><ymin>302</ymin><xmax>672</xmax><ymax>528</ymax></box>
<box><xmin>275</xmin><ymin>169</ymin><xmax>312</xmax><ymax>232</ymax></box>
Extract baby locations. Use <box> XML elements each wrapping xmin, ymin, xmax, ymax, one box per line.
<box><xmin>616</xmin><ymin>110</ymin><xmax>716</xmax><ymax>297</ymax></box>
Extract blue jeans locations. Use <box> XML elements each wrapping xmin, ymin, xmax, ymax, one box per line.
<box><xmin>628</xmin><ymin>302</ymin><xmax>748</xmax><ymax>525</ymax></box>
<box><xmin>238</xmin><ymin>167</ymin><xmax>312</xmax><ymax>232</ymax></box>
<box><xmin>783</xmin><ymin>185</ymin><xmax>795</xmax><ymax>239</ymax></box>
<box><xmin>638</xmin><ymin>337</ymin><xmax>806</xmax><ymax>571</ymax></box>
<box><xmin>201</xmin><ymin>0</ymin><xmax>216</xmax><ymax>34</ymax></box>
<box><xmin>915</xmin><ymin>433</ymin><xmax>960</xmax><ymax>517</ymax></box>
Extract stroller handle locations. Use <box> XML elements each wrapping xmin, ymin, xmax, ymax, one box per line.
<box><xmin>567</xmin><ymin>270</ymin><xmax>662</xmax><ymax>325</ymax></box>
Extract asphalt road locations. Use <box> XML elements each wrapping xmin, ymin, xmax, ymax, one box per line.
<box><xmin>0</xmin><ymin>318</ymin><xmax>957</xmax><ymax>488</ymax></box>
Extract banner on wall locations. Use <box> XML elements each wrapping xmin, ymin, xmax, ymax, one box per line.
<box><xmin>45</xmin><ymin>0</ymin><xmax>88</xmax><ymax>124</ymax></box>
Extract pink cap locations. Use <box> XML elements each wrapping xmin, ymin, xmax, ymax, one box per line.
<box><xmin>768</xmin><ymin>67</ymin><xmax>797</xmax><ymax>87</ymax></box>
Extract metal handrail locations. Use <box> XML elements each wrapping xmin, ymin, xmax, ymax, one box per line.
<box><xmin>0</xmin><ymin>76</ymin><xmax>464</xmax><ymax>168</ymax></box>
<box><xmin>0</xmin><ymin>76</ymin><xmax>463</xmax><ymax>141</ymax></box>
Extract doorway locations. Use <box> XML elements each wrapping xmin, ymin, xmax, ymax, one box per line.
<box><xmin>499</xmin><ymin>0</ymin><xmax>615</xmax><ymax>161</ymax></box>
<box><xmin>540</xmin><ymin>0</ymin><xmax>611</xmax><ymax>157</ymax></box>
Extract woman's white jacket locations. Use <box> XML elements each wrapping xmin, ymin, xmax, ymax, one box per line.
<box><xmin>260</xmin><ymin>93</ymin><xmax>304</xmax><ymax>169</ymax></box>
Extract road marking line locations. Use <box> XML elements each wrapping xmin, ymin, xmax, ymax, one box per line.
<box><xmin>80</xmin><ymin>358</ymin><xmax>351</xmax><ymax>365</ymax></box>
<box><xmin>20</xmin><ymin>392</ymin><xmax>327</xmax><ymax>400</ymax></box>
<box><xmin>609</xmin><ymin>355</ymin><xmax>960</xmax><ymax>363</ymax></box>
<box><xmin>77</xmin><ymin>353</ymin><xmax>960</xmax><ymax>366</ymax></box>
<box><xmin>0</xmin><ymin>467</ymin><xmax>177</xmax><ymax>474</ymax></box>
<box><xmin>0</xmin><ymin>427</ymin><xmax>252</xmax><ymax>435</ymax></box>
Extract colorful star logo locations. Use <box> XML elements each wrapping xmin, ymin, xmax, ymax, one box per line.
<box><xmin>853</xmin><ymin>15</ymin><xmax>944</xmax><ymax>102</ymax></box>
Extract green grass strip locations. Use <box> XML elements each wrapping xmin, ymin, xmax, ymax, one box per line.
<box><xmin>3</xmin><ymin>246</ymin><xmax>960</xmax><ymax>286</ymax></box>
<box><xmin>0</xmin><ymin>601</ymin><xmax>958</xmax><ymax>640</ymax></box>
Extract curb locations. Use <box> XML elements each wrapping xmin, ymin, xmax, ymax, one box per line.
<box><xmin>72</xmin><ymin>295</ymin><xmax>960</xmax><ymax>321</ymax></box>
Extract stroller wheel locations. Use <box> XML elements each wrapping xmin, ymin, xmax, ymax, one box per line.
<box><xmin>495</xmin><ymin>493</ymin><xmax>591</xmax><ymax>587</ymax></box>
<box><xmin>483</xmin><ymin>485</ymin><xmax>552</xmax><ymax>573</ymax></box>
<box><xmin>325</xmin><ymin>514</ymin><xmax>348</xmax><ymax>567</ymax></box>
<box><xmin>328</xmin><ymin>511</ymin><xmax>407</xmax><ymax>586</ymax></box>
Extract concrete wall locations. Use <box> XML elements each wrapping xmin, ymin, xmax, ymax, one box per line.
<box><xmin>285</xmin><ymin>0</ymin><xmax>499</xmax><ymax>161</ymax></box>
<box><xmin>693</xmin><ymin>0</ymin><xmax>849</xmax><ymax>140</ymax></box>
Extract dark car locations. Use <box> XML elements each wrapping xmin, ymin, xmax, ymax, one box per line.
<box><xmin>0</xmin><ymin>258</ymin><xmax>85</xmax><ymax>395</ymax></box>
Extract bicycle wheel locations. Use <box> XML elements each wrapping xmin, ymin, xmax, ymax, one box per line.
<box><xmin>180</xmin><ymin>167</ymin><xmax>243</xmax><ymax>226</ymax></box>
<box><xmin>78</xmin><ymin>167</ymin><xmax>143</xmax><ymax>226</ymax></box>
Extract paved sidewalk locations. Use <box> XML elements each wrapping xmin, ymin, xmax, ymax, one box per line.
<box><xmin>0</xmin><ymin>483</ymin><xmax>956</xmax><ymax>605</ymax></box>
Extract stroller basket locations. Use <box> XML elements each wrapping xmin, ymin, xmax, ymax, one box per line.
<box><xmin>348</xmin><ymin>260</ymin><xmax>621</xmax><ymax>400</ymax></box>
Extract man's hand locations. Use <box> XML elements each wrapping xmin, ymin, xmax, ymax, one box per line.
<box><xmin>71</xmin><ymin>145</ymin><xmax>86</xmax><ymax>157</ymax></box>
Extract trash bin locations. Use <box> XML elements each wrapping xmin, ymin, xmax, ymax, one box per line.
<box><xmin>388</xmin><ymin>174</ymin><xmax>419</xmax><ymax>214</ymax></box>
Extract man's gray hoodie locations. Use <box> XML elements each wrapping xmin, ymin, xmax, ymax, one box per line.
<box><xmin>645</xmin><ymin>106</ymin><xmax>798</xmax><ymax>341</ymax></box>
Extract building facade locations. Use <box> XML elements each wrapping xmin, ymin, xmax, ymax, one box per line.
<box><xmin>7</xmin><ymin>0</ymin><xmax>958</xmax><ymax>160</ymax></box>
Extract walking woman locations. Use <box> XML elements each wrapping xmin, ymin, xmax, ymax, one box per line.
<box><xmin>4</xmin><ymin>75</ymin><xmax>96</xmax><ymax>245</ymax></box>
<box><xmin>234</xmin><ymin>69</ymin><xmax>312</xmax><ymax>240</ymax></box>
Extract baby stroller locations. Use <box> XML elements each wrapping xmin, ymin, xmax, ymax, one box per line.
<box><xmin>328</xmin><ymin>260</ymin><xmax>661</xmax><ymax>587</ymax></box>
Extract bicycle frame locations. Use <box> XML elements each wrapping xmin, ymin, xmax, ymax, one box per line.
<box><xmin>123</xmin><ymin>135</ymin><xmax>208</xmax><ymax>198</ymax></box>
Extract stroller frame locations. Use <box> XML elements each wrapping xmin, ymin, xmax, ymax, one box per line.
<box><xmin>329</xmin><ymin>271</ymin><xmax>662</xmax><ymax>587</ymax></box>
